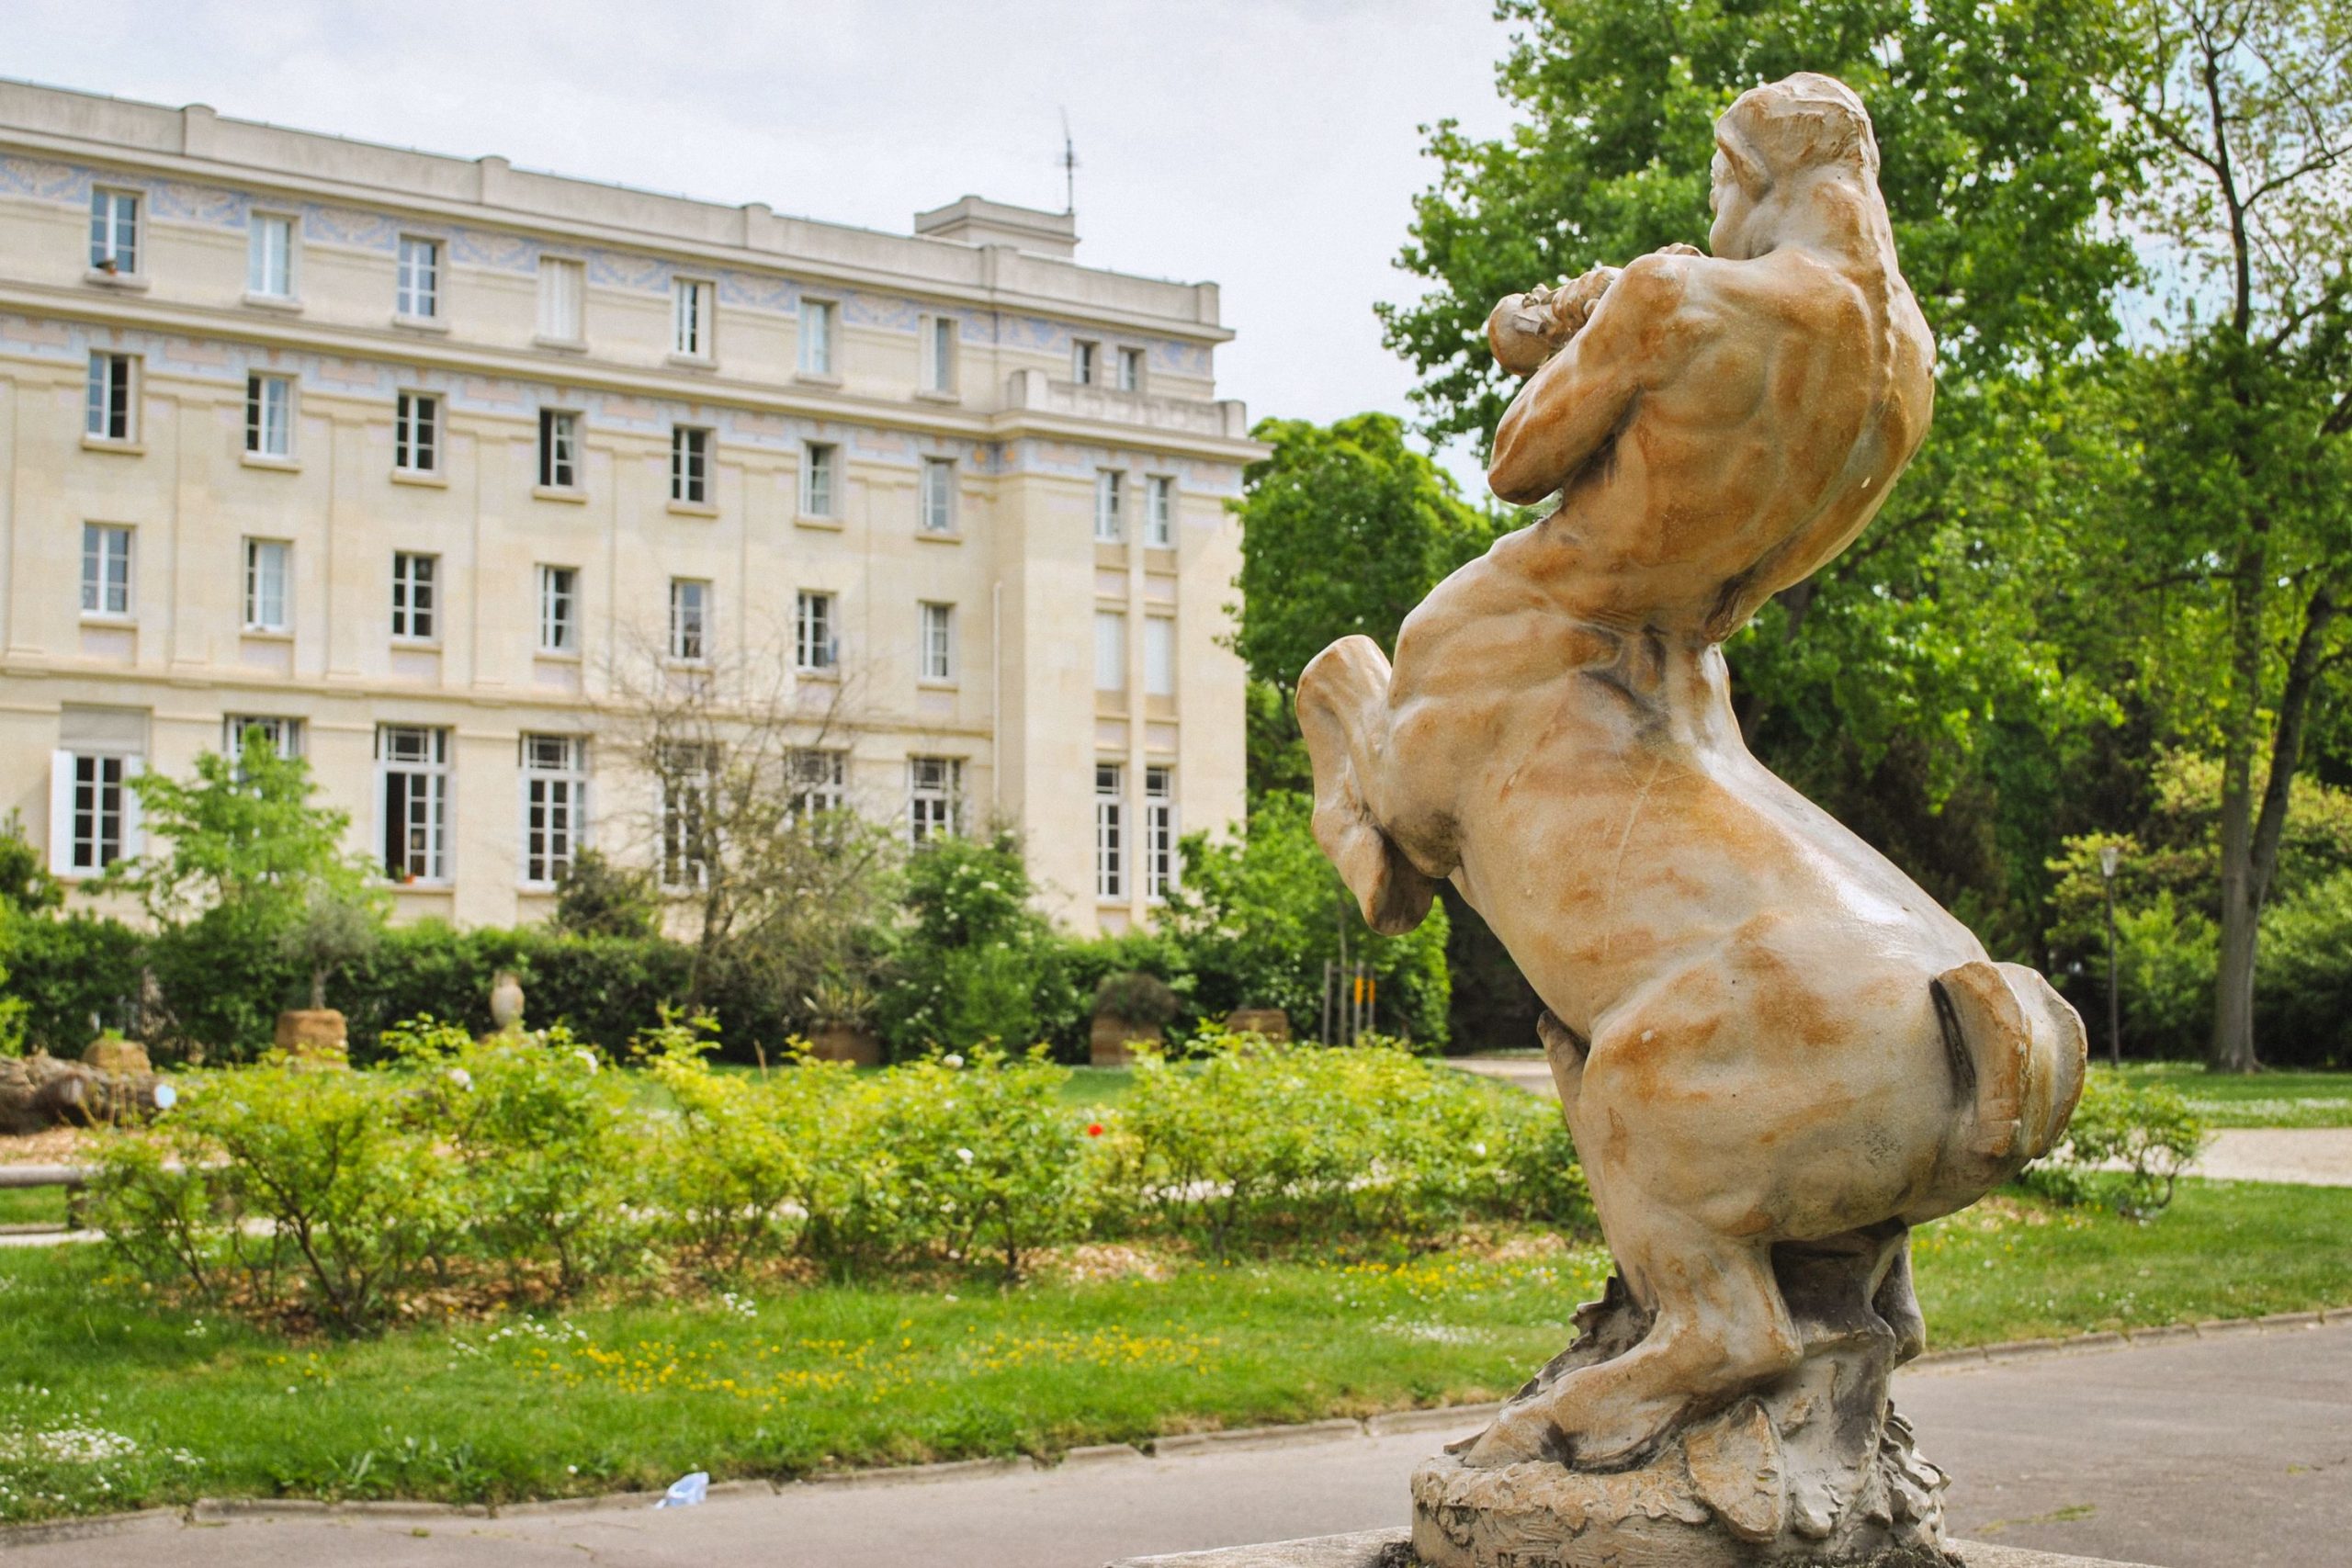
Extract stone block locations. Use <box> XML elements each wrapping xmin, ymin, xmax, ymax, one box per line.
<box><xmin>80</xmin><ymin>1036</ymin><xmax>151</xmax><ymax>1075</ymax></box>
<box><xmin>1223</xmin><ymin>1008</ymin><xmax>1293</xmax><ymax>1042</ymax></box>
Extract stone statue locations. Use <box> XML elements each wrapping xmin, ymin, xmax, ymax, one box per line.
<box><xmin>1298</xmin><ymin>74</ymin><xmax>2086</xmax><ymax>1566</ymax></box>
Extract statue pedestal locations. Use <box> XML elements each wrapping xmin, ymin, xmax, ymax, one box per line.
<box><xmin>1106</xmin><ymin>1529</ymin><xmax>2157</xmax><ymax>1568</ymax></box>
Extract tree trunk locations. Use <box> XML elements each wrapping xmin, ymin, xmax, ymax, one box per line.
<box><xmin>310</xmin><ymin>964</ymin><xmax>327</xmax><ymax>1012</ymax></box>
<box><xmin>2208</xmin><ymin>548</ymin><xmax>2267</xmax><ymax>1075</ymax></box>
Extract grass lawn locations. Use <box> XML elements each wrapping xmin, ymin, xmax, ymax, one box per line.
<box><xmin>1</xmin><ymin>1178</ymin><xmax>2346</xmax><ymax>1522</ymax></box>
<box><xmin>2113</xmin><ymin>1062</ymin><xmax>2352</xmax><ymax>1128</ymax></box>
<box><xmin>0</xmin><ymin>1186</ymin><xmax>69</xmax><ymax>1228</ymax></box>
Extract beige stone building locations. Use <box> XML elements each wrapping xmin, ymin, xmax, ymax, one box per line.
<box><xmin>0</xmin><ymin>81</ymin><xmax>1260</xmax><ymax>934</ymax></box>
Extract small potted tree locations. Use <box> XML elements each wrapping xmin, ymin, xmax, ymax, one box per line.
<box><xmin>273</xmin><ymin>886</ymin><xmax>382</xmax><ymax>1065</ymax></box>
<box><xmin>1091</xmin><ymin>971</ymin><xmax>1179</xmax><ymax>1066</ymax></box>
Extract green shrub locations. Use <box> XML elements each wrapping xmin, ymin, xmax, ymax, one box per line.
<box><xmin>2253</xmin><ymin>870</ymin><xmax>2352</xmax><ymax>1067</ymax></box>
<box><xmin>5</xmin><ymin>913</ymin><xmax>148</xmax><ymax>1053</ymax></box>
<box><xmin>2018</xmin><ymin>1071</ymin><xmax>2207</xmax><ymax>1218</ymax></box>
<box><xmin>875</xmin><ymin>832</ymin><xmax>1079</xmax><ymax>1057</ymax></box>
<box><xmin>639</xmin><ymin>1017</ymin><xmax>836</xmax><ymax>1275</ymax></box>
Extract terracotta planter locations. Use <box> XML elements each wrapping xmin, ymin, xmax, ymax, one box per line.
<box><xmin>1090</xmin><ymin>1016</ymin><xmax>1163</xmax><ymax>1066</ymax></box>
<box><xmin>1223</xmin><ymin>1007</ymin><xmax>1292</xmax><ymax>1043</ymax></box>
<box><xmin>808</xmin><ymin>1025</ymin><xmax>882</xmax><ymax>1066</ymax></box>
<box><xmin>274</xmin><ymin>1009</ymin><xmax>350</xmax><ymax>1067</ymax></box>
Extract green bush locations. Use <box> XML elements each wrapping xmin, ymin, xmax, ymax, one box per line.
<box><xmin>2018</xmin><ymin>1071</ymin><xmax>2207</xmax><ymax>1219</ymax></box>
<box><xmin>2253</xmin><ymin>870</ymin><xmax>2352</xmax><ymax>1067</ymax></box>
<box><xmin>4</xmin><ymin>912</ymin><xmax>147</xmax><ymax>1053</ymax></box>
<box><xmin>875</xmin><ymin>831</ymin><xmax>1080</xmax><ymax>1058</ymax></box>
<box><xmin>639</xmin><ymin>1018</ymin><xmax>837</xmax><ymax>1274</ymax></box>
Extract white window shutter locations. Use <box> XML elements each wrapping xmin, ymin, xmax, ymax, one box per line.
<box><xmin>48</xmin><ymin>750</ymin><xmax>74</xmax><ymax>875</ymax></box>
<box><xmin>120</xmin><ymin>756</ymin><xmax>146</xmax><ymax>860</ymax></box>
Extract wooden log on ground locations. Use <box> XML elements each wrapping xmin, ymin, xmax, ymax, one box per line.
<box><xmin>0</xmin><ymin>1052</ymin><xmax>172</xmax><ymax>1135</ymax></box>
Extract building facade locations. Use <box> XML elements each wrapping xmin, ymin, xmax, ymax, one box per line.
<box><xmin>0</xmin><ymin>82</ymin><xmax>1259</xmax><ymax>933</ymax></box>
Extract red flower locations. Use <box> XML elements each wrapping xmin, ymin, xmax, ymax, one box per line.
<box><xmin>1086</xmin><ymin>1122</ymin><xmax>1104</xmax><ymax>1138</ymax></box>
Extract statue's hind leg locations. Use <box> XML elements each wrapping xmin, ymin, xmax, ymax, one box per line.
<box><xmin>1297</xmin><ymin>636</ymin><xmax>1439</xmax><ymax>935</ymax></box>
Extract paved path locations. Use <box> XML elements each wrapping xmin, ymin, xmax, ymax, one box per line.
<box><xmin>18</xmin><ymin>1319</ymin><xmax>2347</xmax><ymax>1568</ymax></box>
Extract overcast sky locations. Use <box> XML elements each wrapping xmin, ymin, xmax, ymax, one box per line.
<box><xmin>7</xmin><ymin>0</ymin><xmax>1520</xmax><ymax>484</ymax></box>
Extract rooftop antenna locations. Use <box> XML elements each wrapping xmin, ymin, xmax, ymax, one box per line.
<box><xmin>1058</xmin><ymin>107</ymin><xmax>1079</xmax><ymax>217</ymax></box>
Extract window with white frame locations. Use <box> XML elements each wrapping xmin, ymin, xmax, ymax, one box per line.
<box><xmin>89</xmin><ymin>188</ymin><xmax>140</xmax><ymax>275</ymax></box>
<box><xmin>660</xmin><ymin>742</ymin><xmax>716</xmax><ymax>889</ymax></box>
<box><xmin>1117</xmin><ymin>345</ymin><xmax>1145</xmax><ymax>392</ymax></box>
<box><xmin>245</xmin><ymin>374</ymin><xmax>293</xmax><ymax>457</ymax></box>
<box><xmin>920</xmin><ymin>457</ymin><xmax>956</xmax><ymax>534</ymax></box>
<box><xmin>789</xmin><ymin>749</ymin><xmax>847</xmax><ymax>818</ymax></box>
<box><xmin>378</xmin><ymin>724</ymin><xmax>450</xmax><ymax>882</ymax></box>
<box><xmin>537</xmin><ymin>256</ymin><xmax>584</xmax><ymax>342</ymax></box>
<box><xmin>223</xmin><ymin>715</ymin><xmax>303</xmax><ymax>761</ymax></box>
<box><xmin>1095</xmin><ymin>610</ymin><xmax>1126</xmax><ymax>692</ymax></box>
<box><xmin>672</xmin><ymin>277</ymin><xmax>711</xmax><ymax>357</ymax></box>
<box><xmin>244</xmin><ymin>538</ymin><xmax>290</xmax><ymax>632</ymax></box>
<box><xmin>81</xmin><ymin>524</ymin><xmax>131</xmax><ymax>617</ymax></box>
<box><xmin>669</xmin><ymin>578</ymin><xmax>709</xmax><ymax>662</ymax></box>
<box><xmin>1144</xmin><ymin>615</ymin><xmax>1175</xmax><ymax>697</ymax></box>
<box><xmin>85</xmin><ymin>352</ymin><xmax>136</xmax><ymax>443</ymax></box>
<box><xmin>1094</xmin><ymin>469</ymin><xmax>1124</xmax><ymax>542</ymax></box>
<box><xmin>671</xmin><ymin>424</ymin><xmax>710</xmax><ymax>504</ymax></box>
<box><xmin>1071</xmin><ymin>339</ymin><xmax>1098</xmax><ymax>385</ymax></box>
<box><xmin>907</xmin><ymin>756</ymin><xmax>959</xmax><ymax>844</ymax></box>
<box><xmin>396</xmin><ymin>236</ymin><xmax>440</xmax><ymax>319</ymax></box>
<box><xmin>49</xmin><ymin>708</ymin><xmax>144</xmax><ymax>877</ymax></box>
<box><xmin>798</xmin><ymin>298</ymin><xmax>835</xmax><ymax>376</ymax></box>
<box><xmin>538</xmin><ymin>564</ymin><xmax>578</xmax><ymax>654</ymax></box>
<box><xmin>247</xmin><ymin>213</ymin><xmax>295</xmax><ymax>298</ymax></box>
<box><xmin>923</xmin><ymin>315</ymin><xmax>956</xmax><ymax>392</ymax></box>
<box><xmin>1095</xmin><ymin>762</ymin><xmax>1125</xmax><ymax>900</ymax></box>
<box><xmin>390</xmin><ymin>551</ymin><xmax>437</xmax><ymax>640</ymax></box>
<box><xmin>394</xmin><ymin>391</ymin><xmax>440</xmax><ymax>474</ymax></box>
<box><xmin>796</xmin><ymin>590</ymin><xmax>838</xmax><ymax>671</ymax></box>
<box><xmin>801</xmin><ymin>442</ymin><xmax>838</xmax><ymax>517</ymax></box>
<box><xmin>521</xmin><ymin>733</ymin><xmax>587</xmax><ymax>886</ymax></box>
<box><xmin>1144</xmin><ymin>765</ymin><xmax>1177</xmax><ymax>899</ymax></box>
<box><xmin>1147</xmin><ymin>475</ymin><xmax>1175</xmax><ymax>547</ymax></box>
<box><xmin>538</xmin><ymin>409</ymin><xmax>580</xmax><ymax>490</ymax></box>
<box><xmin>920</xmin><ymin>602</ymin><xmax>955</xmax><ymax>682</ymax></box>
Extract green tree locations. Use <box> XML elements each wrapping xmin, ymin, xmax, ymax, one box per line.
<box><xmin>874</xmin><ymin>830</ymin><xmax>1076</xmax><ymax>1055</ymax></box>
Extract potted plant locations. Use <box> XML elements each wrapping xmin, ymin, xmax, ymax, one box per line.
<box><xmin>802</xmin><ymin>975</ymin><xmax>882</xmax><ymax>1066</ymax></box>
<box><xmin>1091</xmin><ymin>971</ymin><xmax>1179</xmax><ymax>1066</ymax></box>
<box><xmin>272</xmin><ymin>886</ymin><xmax>382</xmax><ymax>1065</ymax></box>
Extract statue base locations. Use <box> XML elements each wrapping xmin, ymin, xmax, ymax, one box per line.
<box><xmin>1106</xmin><ymin>1529</ymin><xmax>2157</xmax><ymax>1568</ymax></box>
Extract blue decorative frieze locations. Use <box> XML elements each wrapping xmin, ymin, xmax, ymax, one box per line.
<box><xmin>0</xmin><ymin>154</ymin><xmax>92</xmax><ymax>204</ymax></box>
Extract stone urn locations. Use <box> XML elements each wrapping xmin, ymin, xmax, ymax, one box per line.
<box><xmin>82</xmin><ymin>1034</ymin><xmax>153</xmax><ymax>1075</ymax></box>
<box><xmin>808</xmin><ymin>1025</ymin><xmax>882</xmax><ymax>1066</ymax></box>
<box><xmin>274</xmin><ymin>1008</ymin><xmax>349</xmax><ymax>1067</ymax></box>
<box><xmin>1223</xmin><ymin>1007</ymin><xmax>1292</xmax><ymax>1043</ymax></box>
<box><xmin>489</xmin><ymin>970</ymin><xmax>526</xmax><ymax>1033</ymax></box>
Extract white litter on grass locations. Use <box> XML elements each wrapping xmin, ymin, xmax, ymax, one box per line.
<box><xmin>654</xmin><ymin>1471</ymin><xmax>709</xmax><ymax>1508</ymax></box>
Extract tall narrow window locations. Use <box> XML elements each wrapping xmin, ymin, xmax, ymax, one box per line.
<box><xmin>88</xmin><ymin>188</ymin><xmax>139</xmax><ymax>275</ymax></box>
<box><xmin>64</xmin><ymin>754</ymin><xmax>130</xmax><ymax>871</ymax></box>
<box><xmin>390</xmin><ymin>551</ymin><xmax>437</xmax><ymax>640</ymax></box>
<box><xmin>796</xmin><ymin>590</ymin><xmax>837</xmax><ymax>671</ymax></box>
<box><xmin>1095</xmin><ymin>762</ymin><xmax>1125</xmax><ymax>900</ymax></box>
<box><xmin>394</xmin><ymin>392</ymin><xmax>440</xmax><ymax>473</ymax></box>
<box><xmin>907</xmin><ymin>756</ymin><xmax>959</xmax><ymax>844</ymax></box>
<box><xmin>801</xmin><ymin>442</ymin><xmax>838</xmax><ymax>517</ymax></box>
<box><xmin>81</xmin><ymin>525</ymin><xmax>132</xmax><ymax>617</ymax></box>
<box><xmin>672</xmin><ymin>277</ymin><xmax>710</xmax><ymax>357</ymax></box>
<box><xmin>223</xmin><ymin>716</ymin><xmax>303</xmax><ymax>762</ymax></box>
<box><xmin>671</xmin><ymin>425</ymin><xmax>710</xmax><ymax>504</ymax></box>
<box><xmin>660</xmin><ymin>743</ymin><xmax>717</xmax><ymax>889</ymax></box>
<box><xmin>1071</xmin><ymin>340</ymin><xmax>1098</xmax><ymax>385</ymax></box>
<box><xmin>379</xmin><ymin>725</ymin><xmax>450</xmax><ymax>882</ymax></box>
<box><xmin>920</xmin><ymin>602</ymin><xmax>955</xmax><ymax>682</ymax></box>
<box><xmin>396</xmin><ymin>236</ymin><xmax>440</xmax><ymax>318</ymax></box>
<box><xmin>537</xmin><ymin>256</ymin><xmax>584</xmax><ymax>342</ymax></box>
<box><xmin>538</xmin><ymin>409</ymin><xmax>580</xmax><ymax>490</ymax></box>
<box><xmin>1144</xmin><ymin>615</ymin><xmax>1175</xmax><ymax>697</ymax></box>
<box><xmin>923</xmin><ymin>315</ymin><xmax>956</xmax><ymax>392</ymax></box>
<box><xmin>1094</xmin><ymin>469</ymin><xmax>1125</xmax><ymax>543</ymax></box>
<box><xmin>247</xmin><ymin>213</ymin><xmax>294</xmax><ymax>298</ymax></box>
<box><xmin>85</xmin><ymin>353</ymin><xmax>135</xmax><ymax>442</ymax></box>
<box><xmin>1095</xmin><ymin>610</ymin><xmax>1126</xmax><ymax>693</ymax></box>
<box><xmin>245</xmin><ymin>374</ymin><xmax>293</xmax><ymax>457</ymax></box>
<box><xmin>1117</xmin><ymin>345</ymin><xmax>1145</xmax><ymax>392</ymax></box>
<box><xmin>1147</xmin><ymin>475</ymin><xmax>1175</xmax><ymax>547</ymax></box>
<box><xmin>538</xmin><ymin>565</ymin><xmax>578</xmax><ymax>654</ymax></box>
<box><xmin>521</xmin><ymin>733</ymin><xmax>587</xmax><ymax>886</ymax></box>
<box><xmin>798</xmin><ymin>298</ymin><xmax>835</xmax><ymax>376</ymax></box>
<box><xmin>790</xmin><ymin>750</ymin><xmax>847</xmax><ymax>818</ymax></box>
<box><xmin>669</xmin><ymin>578</ymin><xmax>710</xmax><ymax>662</ymax></box>
<box><xmin>1144</xmin><ymin>766</ymin><xmax>1177</xmax><ymax>900</ymax></box>
<box><xmin>920</xmin><ymin>457</ymin><xmax>956</xmax><ymax>533</ymax></box>
<box><xmin>244</xmin><ymin>539</ymin><xmax>290</xmax><ymax>632</ymax></box>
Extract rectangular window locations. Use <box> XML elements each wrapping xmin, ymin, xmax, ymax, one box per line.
<box><xmin>244</xmin><ymin>538</ymin><xmax>290</xmax><ymax>632</ymax></box>
<box><xmin>538</xmin><ymin>564</ymin><xmax>578</xmax><ymax>654</ymax></box>
<box><xmin>1144</xmin><ymin>765</ymin><xmax>1177</xmax><ymax>900</ymax></box>
<box><xmin>538</xmin><ymin>409</ymin><xmax>580</xmax><ymax>490</ymax></box>
<box><xmin>397</xmin><ymin>236</ymin><xmax>440</xmax><ymax>319</ymax></box>
<box><xmin>378</xmin><ymin>724</ymin><xmax>450</xmax><ymax>882</ymax></box>
<box><xmin>908</xmin><ymin>756</ymin><xmax>960</xmax><ymax>845</ymax></box>
<box><xmin>394</xmin><ymin>391</ymin><xmax>440</xmax><ymax>473</ymax></box>
<box><xmin>669</xmin><ymin>578</ymin><xmax>709</xmax><ymax>663</ymax></box>
<box><xmin>521</xmin><ymin>733</ymin><xmax>586</xmax><ymax>886</ymax></box>
<box><xmin>671</xmin><ymin>425</ymin><xmax>710</xmax><ymax>504</ymax></box>
<box><xmin>798</xmin><ymin>298</ymin><xmax>835</xmax><ymax>376</ymax></box>
<box><xmin>1095</xmin><ymin>762</ymin><xmax>1125</xmax><ymax>900</ymax></box>
<box><xmin>1147</xmin><ymin>475</ymin><xmax>1175</xmax><ymax>547</ymax></box>
<box><xmin>88</xmin><ymin>187</ymin><xmax>139</xmax><ymax>274</ymax></box>
<box><xmin>85</xmin><ymin>352</ymin><xmax>135</xmax><ymax>442</ymax></box>
<box><xmin>1144</xmin><ymin>615</ymin><xmax>1175</xmax><ymax>697</ymax></box>
<box><xmin>223</xmin><ymin>716</ymin><xmax>303</xmax><ymax>761</ymax></box>
<box><xmin>660</xmin><ymin>743</ymin><xmax>716</xmax><ymax>889</ymax></box>
<box><xmin>796</xmin><ymin>590</ymin><xmax>837</xmax><ymax>671</ymax></box>
<box><xmin>390</xmin><ymin>551</ymin><xmax>437</xmax><ymax>640</ymax></box>
<box><xmin>923</xmin><ymin>315</ymin><xmax>956</xmax><ymax>392</ymax></box>
<box><xmin>1095</xmin><ymin>610</ymin><xmax>1126</xmax><ymax>693</ymax></box>
<box><xmin>245</xmin><ymin>374</ymin><xmax>293</xmax><ymax>457</ymax></box>
<box><xmin>790</xmin><ymin>749</ymin><xmax>847</xmax><ymax>818</ymax></box>
<box><xmin>672</xmin><ymin>277</ymin><xmax>710</xmax><ymax>357</ymax></box>
<box><xmin>247</xmin><ymin>213</ymin><xmax>294</xmax><ymax>298</ymax></box>
<box><xmin>801</xmin><ymin>442</ymin><xmax>838</xmax><ymax>517</ymax></box>
<box><xmin>1072</xmin><ymin>339</ymin><xmax>1098</xmax><ymax>385</ymax></box>
<box><xmin>1118</xmin><ymin>345</ymin><xmax>1145</xmax><ymax>392</ymax></box>
<box><xmin>1094</xmin><ymin>469</ymin><xmax>1125</xmax><ymax>543</ymax></box>
<box><xmin>80</xmin><ymin>525</ymin><xmax>131</xmax><ymax>617</ymax></box>
<box><xmin>67</xmin><ymin>754</ymin><xmax>130</xmax><ymax>872</ymax></box>
<box><xmin>920</xmin><ymin>602</ymin><xmax>955</xmax><ymax>682</ymax></box>
<box><xmin>920</xmin><ymin>457</ymin><xmax>956</xmax><ymax>534</ymax></box>
<box><xmin>537</xmin><ymin>256</ymin><xmax>584</xmax><ymax>342</ymax></box>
